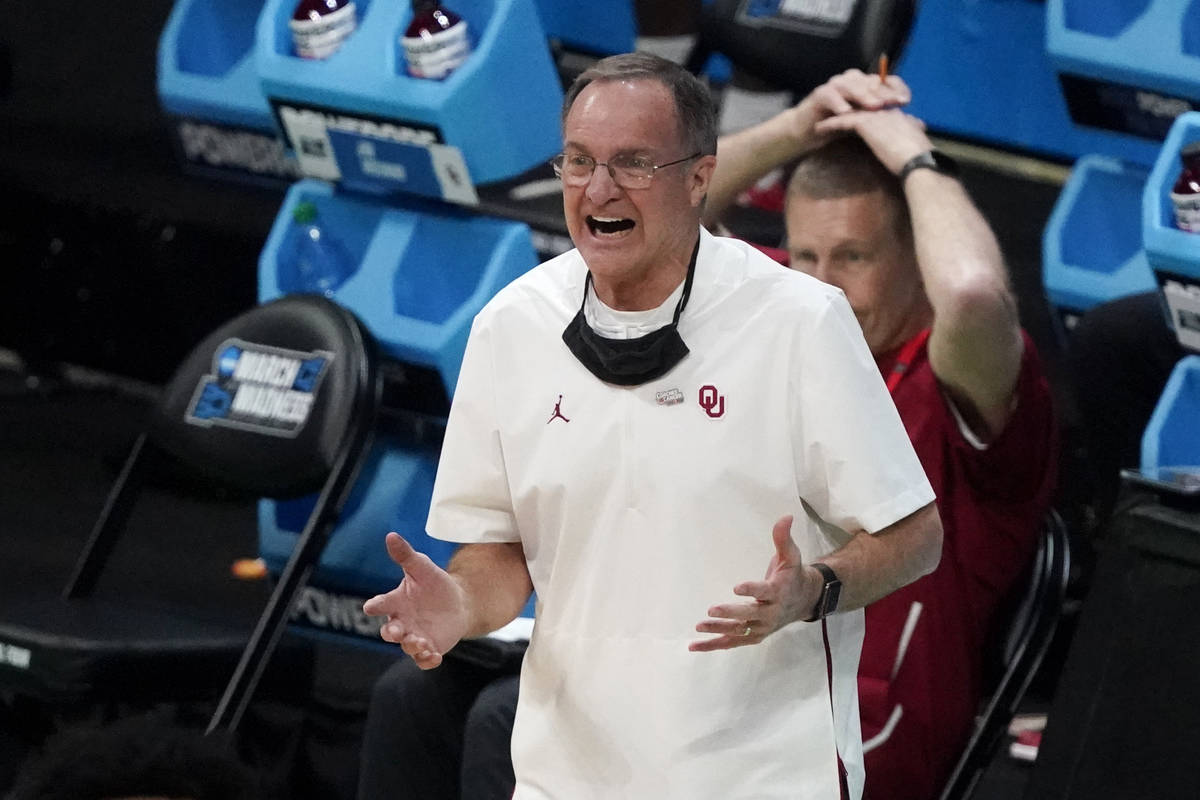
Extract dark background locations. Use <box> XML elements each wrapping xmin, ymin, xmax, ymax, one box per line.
<box><xmin>1</xmin><ymin>1</ymin><xmax>284</xmax><ymax>384</ymax></box>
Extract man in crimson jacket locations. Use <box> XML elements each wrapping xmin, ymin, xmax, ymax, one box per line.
<box><xmin>705</xmin><ymin>68</ymin><xmax>1059</xmax><ymax>799</ymax></box>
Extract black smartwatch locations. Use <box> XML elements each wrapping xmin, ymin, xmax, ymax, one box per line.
<box><xmin>805</xmin><ymin>563</ymin><xmax>842</xmax><ymax>622</ymax></box>
<box><xmin>898</xmin><ymin>149</ymin><xmax>959</xmax><ymax>184</ymax></box>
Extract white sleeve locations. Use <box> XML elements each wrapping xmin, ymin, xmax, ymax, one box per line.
<box><xmin>791</xmin><ymin>293</ymin><xmax>935</xmax><ymax>535</ymax></box>
<box><xmin>426</xmin><ymin>315</ymin><xmax>520</xmax><ymax>543</ymax></box>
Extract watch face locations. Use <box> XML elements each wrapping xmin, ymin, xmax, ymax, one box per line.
<box><xmin>824</xmin><ymin>580</ymin><xmax>842</xmax><ymax>616</ymax></box>
<box><xmin>810</xmin><ymin>563</ymin><xmax>841</xmax><ymax>619</ymax></box>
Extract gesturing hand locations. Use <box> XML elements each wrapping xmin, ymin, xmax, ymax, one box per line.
<box><xmin>363</xmin><ymin>533</ymin><xmax>471</xmax><ymax>669</ymax></box>
<box><xmin>689</xmin><ymin>515</ymin><xmax>822</xmax><ymax>652</ymax></box>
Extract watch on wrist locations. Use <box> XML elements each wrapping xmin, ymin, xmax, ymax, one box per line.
<box><xmin>805</xmin><ymin>562</ymin><xmax>842</xmax><ymax>622</ymax></box>
<box><xmin>898</xmin><ymin>149</ymin><xmax>959</xmax><ymax>184</ymax></box>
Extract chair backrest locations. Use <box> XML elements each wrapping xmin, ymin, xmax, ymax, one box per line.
<box><xmin>151</xmin><ymin>293</ymin><xmax>379</xmax><ymax>498</ymax></box>
<box><xmin>56</xmin><ymin>294</ymin><xmax>381</xmax><ymax>734</ymax></box>
<box><xmin>938</xmin><ymin>509</ymin><xmax>1073</xmax><ymax>800</ymax></box>
<box><xmin>64</xmin><ymin>294</ymin><xmax>380</xmax><ymax>597</ymax></box>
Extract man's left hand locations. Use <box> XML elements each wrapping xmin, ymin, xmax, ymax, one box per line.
<box><xmin>689</xmin><ymin>515</ymin><xmax>823</xmax><ymax>651</ymax></box>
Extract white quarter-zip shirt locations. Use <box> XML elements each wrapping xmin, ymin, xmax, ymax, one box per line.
<box><xmin>428</xmin><ymin>228</ymin><xmax>935</xmax><ymax>799</ymax></box>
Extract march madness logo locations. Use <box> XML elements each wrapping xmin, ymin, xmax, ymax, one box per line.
<box><xmin>185</xmin><ymin>339</ymin><xmax>334</xmax><ymax>437</ymax></box>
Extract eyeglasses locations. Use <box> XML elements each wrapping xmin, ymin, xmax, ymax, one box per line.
<box><xmin>551</xmin><ymin>151</ymin><xmax>701</xmax><ymax>190</ymax></box>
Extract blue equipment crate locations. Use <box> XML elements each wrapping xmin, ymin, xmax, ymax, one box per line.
<box><xmin>1043</xmin><ymin>154</ymin><xmax>1157</xmax><ymax>333</ymax></box>
<box><xmin>1143</xmin><ymin>111</ymin><xmax>1200</xmax><ymax>350</ymax></box>
<box><xmin>157</xmin><ymin>0</ymin><xmax>301</xmax><ymax>184</ymax></box>
<box><xmin>257</xmin><ymin>179</ymin><xmax>539</xmax><ymax>622</ymax></box>
<box><xmin>1047</xmin><ymin>0</ymin><xmax>1200</xmax><ymax>143</ymax></box>
<box><xmin>255</xmin><ymin>0</ymin><xmax>563</xmax><ymax>201</ymax></box>
<box><xmin>259</xmin><ymin>179</ymin><xmax>538</xmax><ymax>396</ymax></box>
<box><xmin>1141</xmin><ymin>355</ymin><xmax>1200</xmax><ymax>471</ymax></box>
<box><xmin>895</xmin><ymin>0</ymin><xmax>1159</xmax><ymax>164</ymax></box>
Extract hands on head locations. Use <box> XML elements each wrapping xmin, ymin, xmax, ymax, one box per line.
<box><xmin>363</xmin><ymin>532</ymin><xmax>471</xmax><ymax>669</ymax></box>
<box><xmin>689</xmin><ymin>515</ymin><xmax>823</xmax><ymax>652</ymax></box>
<box><xmin>795</xmin><ymin>68</ymin><xmax>932</xmax><ymax>175</ymax></box>
<box><xmin>705</xmin><ymin>67</ymin><xmax>927</xmax><ymax>228</ymax></box>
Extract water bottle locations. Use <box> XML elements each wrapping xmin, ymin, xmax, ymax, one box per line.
<box><xmin>284</xmin><ymin>202</ymin><xmax>353</xmax><ymax>297</ymax></box>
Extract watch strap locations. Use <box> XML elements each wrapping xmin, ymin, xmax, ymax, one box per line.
<box><xmin>805</xmin><ymin>562</ymin><xmax>842</xmax><ymax>622</ymax></box>
<box><xmin>898</xmin><ymin>149</ymin><xmax>959</xmax><ymax>184</ymax></box>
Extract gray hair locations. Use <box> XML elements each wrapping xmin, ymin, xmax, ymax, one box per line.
<box><xmin>562</xmin><ymin>53</ymin><xmax>718</xmax><ymax>157</ymax></box>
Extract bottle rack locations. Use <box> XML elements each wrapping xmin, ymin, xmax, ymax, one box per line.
<box><xmin>256</xmin><ymin>179</ymin><xmax>539</xmax><ymax>611</ymax></box>
<box><xmin>1042</xmin><ymin>154</ymin><xmax>1157</xmax><ymax>336</ymax></box>
<box><xmin>255</xmin><ymin>0</ymin><xmax>563</xmax><ymax>202</ymax></box>
<box><xmin>157</xmin><ymin>0</ymin><xmax>300</xmax><ymax>184</ymax></box>
<box><xmin>895</xmin><ymin>0</ymin><xmax>1158</xmax><ymax>164</ymax></box>
<box><xmin>1142</xmin><ymin>111</ymin><xmax>1200</xmax><ymax>352</ymax></box>
<box><xmin>1137</xmin><ymin>113</ymin><xmax>1200</xmax><ymax>473</ymax></box>
<box><xmin>259</xmin><ymin>179</ymin><xmax>536</xmax><ymax>397</ymax></box>
<box><xmin>1046</xmin><ymin>0</ymin><xmax>1200</xmax><ymax>144</ymax></box>
<box><xmin>1141</xmin><ymin>356</ymin><xmax>1200</xmax><ymax>472</ymax></box>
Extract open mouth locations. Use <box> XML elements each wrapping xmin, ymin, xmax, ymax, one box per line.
<box><xmin>586</xmin><ymin>215</ymin><xmax>635</xmax><ymax>236</ymax></box>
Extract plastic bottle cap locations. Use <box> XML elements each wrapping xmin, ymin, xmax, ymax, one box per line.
<box><xmin>292</xmin><ymin>201</ymin><xmax>319</xmax><ymax>224</ymax></box>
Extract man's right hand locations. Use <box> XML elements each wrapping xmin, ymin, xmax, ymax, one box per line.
<box><xmin>363</xmin><ymin>533</ymin><xmax>471</xmax><ymax>669</ymax></box>
<box><xmin>704</xmin><ymin>68</ymin><xmax>912</xmax><ymax>232</ymax></box>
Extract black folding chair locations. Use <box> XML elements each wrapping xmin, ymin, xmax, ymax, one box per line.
<box><xmin>0</xmin><ymin>294</ymin><xmax>380</xmax><ymax>734</ymax></box>
<box><xmin>937</xmin><ymin>509</ymin><xmax>1073</xmax><ymax>800</ymax></box>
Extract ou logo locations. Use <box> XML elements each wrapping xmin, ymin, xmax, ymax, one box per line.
<box><xmin>698</xmin><ymin>385</ymin><xmax>725</xmax><ymax>419</ymax></box>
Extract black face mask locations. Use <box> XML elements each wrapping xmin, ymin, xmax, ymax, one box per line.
<box><xmin>562</xmin><ymin>238</ymin><xmax>699</xmax><ymax>387</ymax></box>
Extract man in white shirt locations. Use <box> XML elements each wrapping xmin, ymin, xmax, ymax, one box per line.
<box><xmin>364</xmin><ymin>53</ymin><xmax>942</xmax><ymax>799</ymax></box>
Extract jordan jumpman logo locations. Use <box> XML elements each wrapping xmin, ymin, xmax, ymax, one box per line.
<box><xmin>546</xmin><ymin>394</ymin><xmax>570</xmax><ymax>424</ymax></box>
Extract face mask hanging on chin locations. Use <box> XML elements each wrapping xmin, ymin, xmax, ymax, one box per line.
<box><xmin>561</xmin><ymin>237</ymin><xmax>699</xmax><ymax>387</ymax></box>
